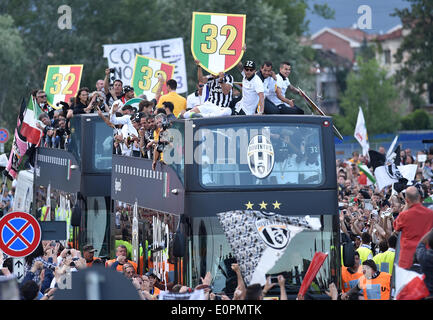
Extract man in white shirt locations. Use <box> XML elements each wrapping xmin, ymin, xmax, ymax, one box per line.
<box><xmin>234</xmin><ymin>60</ymin><xmax>265</xmax><ymax>115</ymax></box>
<box><xmin>186</xmin><ymin>81</ymin><xmax>207</xmax><ymax>111</ymax></box>
<box><xmin>265</xmin><ymin>61</ymin><xmax>304</xmax><ymax>115</ymax></box>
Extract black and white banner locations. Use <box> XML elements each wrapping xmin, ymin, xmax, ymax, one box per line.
<box><xmin>217</xmin><ymin>210</ymin><xmax>321</xmax><ymax>286</ymax></box>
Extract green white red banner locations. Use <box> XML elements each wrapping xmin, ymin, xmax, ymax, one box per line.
<box><xmin>191</xmin><ymin>12</ymin><xmax>246</xmax><ymax>75</ymax></box>
<box><xmin>131</xmin><ymin>55</ymin><xmax>175</xmax><ymax>101</ymax></box>
<box><xmin>43</xmin><ymin>65</ymin><xmax>83</xmax><ymax>110</ymax></box>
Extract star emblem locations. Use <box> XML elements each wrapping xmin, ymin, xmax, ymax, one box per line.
<box><xmin>272</xmin><ymin>201</ymin><xmax>282</xmax><ymax>209</ymax></box>
<box><xmin>245</xmin><ymin>201</ymin><xmax>254</xmax><ymax>210</ymax></box>
<box><xmin>259</xmin><ymin>201</ymin><xmax>268</xmax><ymax>210</ymax></box>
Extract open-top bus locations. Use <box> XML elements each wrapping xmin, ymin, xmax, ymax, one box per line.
<box><xmin>111</xmin><ymin>115</ymin><xmax>341</xmax><ymax>299</ymax></box>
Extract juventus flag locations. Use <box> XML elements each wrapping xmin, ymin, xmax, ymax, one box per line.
<box><xmin>217</xmin><ymin>210</ymin><xmax>321</xmax><ymax>286</ymax></box>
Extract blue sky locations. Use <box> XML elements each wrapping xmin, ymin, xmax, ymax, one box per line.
<box><xmin>305</xmin><ymin>0</ymin><xmax>410</xmax><ymax>35</ymax></box>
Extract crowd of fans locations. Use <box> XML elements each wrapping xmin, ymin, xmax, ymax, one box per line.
<box><xmin>32</xmin><ymin>56</ymin><xmax>306</xmax><ymax>170</ymax></box>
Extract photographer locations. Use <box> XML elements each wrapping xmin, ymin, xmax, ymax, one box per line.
<box><xmin>36</xmin><ymin>113</ymin><xmax>55</xmax><ymax>148</ymax></box>
<box><xmin>53</xmin><ymin>117</ymin><xmax>70</xmax><ymax>149</ymax></box>
<box><xmin>148</xmin><ymin>113</ymin><xmax>171</xmax><ymax>170</ymax></box>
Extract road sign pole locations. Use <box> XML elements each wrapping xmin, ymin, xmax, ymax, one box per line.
<box><xmin>0</xmin><ymin>143</ymin><xmax>4</xmax><ymax>154</ymax></box>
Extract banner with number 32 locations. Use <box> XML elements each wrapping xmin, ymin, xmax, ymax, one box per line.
<box><xmin>43</xmin><ymin>65</ymin><xmax>83</xmax><ymax>110</ymax></box>
<box><xmin>131</xmin><ymin>55</ymin><xmax>175</xmax><ymax>101</ymax></box>
<box><xmin>191</xmin><ymin>12</ymin><xmax>246</xmax><ymax>76</ymax></box>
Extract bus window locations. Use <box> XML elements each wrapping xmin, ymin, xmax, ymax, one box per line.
<box><xmin>197</xmin><ymin>124</ymin><xmax>323</xmax><ymax>188</ymax></box>
<box><xmin>113</xmin><ymin>200</ymin><xmax>180</xmax><ymax>280</ymax></box>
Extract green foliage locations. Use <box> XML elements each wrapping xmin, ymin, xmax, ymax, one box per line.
<box><xmin>334</xmin><ymin>58</ymin><xmax>400</xmax><ymax>136</ymax></box>
<box><xmin>400</xmin><ymin>109</ymin><xmax>432</xmax><ymax>130</ymax></box>
<box><xmin>392</xmin><ymin>0</ymin><xmax>433</xmax><ymax>105</ymax></box>
<box><xmin>0</xmin><ymin>14</ymin><xmax>29</xmax><ymax>133</ymax></box>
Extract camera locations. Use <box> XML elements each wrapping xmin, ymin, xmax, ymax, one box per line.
<box><xmin>109</xmin><ymin>68</ymin><xmax>115</xmax><ymax>73</ymax></box>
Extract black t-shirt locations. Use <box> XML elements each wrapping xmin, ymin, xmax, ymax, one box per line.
<box><xmin>73</xmin><ymin>101</ymin><xmax>88</xmax><ymax>114</ymax></box>
<box><xmin>106</xmin><ymin>92</ymin><xmax>123</xmax><ymax>105</ymax></box>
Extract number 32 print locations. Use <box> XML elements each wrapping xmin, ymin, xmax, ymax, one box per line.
<box><xmin>191</xmin><ymin>12</ymin><xmax>246</xmax><ymax>76</ymax></box>
<box><xmin>43</xmin><ymin>65</ymin><xmax>83</xmax><ymax>110</ymax></box>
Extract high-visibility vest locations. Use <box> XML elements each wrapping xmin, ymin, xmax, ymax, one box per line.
<box><xmin>359</xmin><ymin>272</ymin><xmax>391</xmax><ymax>300</ymax></box>
<box><xmin>86</xmin><ymin>257</ymin><xmax>102</xmax><ymax>268</ymax></box>
<box><xmin>341</xmin><ymin>266</ymin><xmax>363</xmax><ymax>293</ymax></box>
<box><xmin>373</xmin><ymin>249</ymin><xmax>395</xmax><ymax>275</ymax></box>
<box><xmin>357</xmin><ymin>245</ymin><xmax>373</xmax><ymax>264</ymax></box>
<box><xmin>40</xmin><ymin>206</ymin><xmax>49</xmax><ymax>221</ymax></box>
<box><xmin>106</xmin><ymin>258</ymin><xmax>138</xmax><ymax>273</ymax></box>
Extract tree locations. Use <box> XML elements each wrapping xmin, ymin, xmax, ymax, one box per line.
<box><xmin>334</xmin><ymin>58</ymin><xmax>400</xmax><ymax>136</ymax></box>
<box><xmin>393</xmin><ymin>0</ymin><xmax>433</xmax><ymax>107</ymax></box>
<box><xmin>400</xmin><ymin>109</ymin><xmax>432</xmax><ymax>130</ymax></box>
<box><xmin>0</xmin><ymin>14</ymin><xmax>29</xmax><ymax>131</ymax></box>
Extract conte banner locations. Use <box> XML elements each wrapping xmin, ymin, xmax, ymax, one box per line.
<box><xmin>43</xmin><ymin>65</ymin><xmax>83</xmax><ymax>110</ymax></box>
<box><xmin>191</xmin><ymin>12</ymin><xmax>246</xmax><ymax>75</ymax></box>
<box><xmin>103</xmin><ymin>38</ymin><xmax>187</xmax><ymax>93</ymax></box>
<box><xmin>131</xmin><ymin>55</ymin><xmax>175</xmax><ymax>101</ymax></box>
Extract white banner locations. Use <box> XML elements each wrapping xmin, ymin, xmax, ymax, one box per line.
<box><xmin>103</xmin><ymin>38</ymin><xmax>187</xmax><ymax>93</ymax></box>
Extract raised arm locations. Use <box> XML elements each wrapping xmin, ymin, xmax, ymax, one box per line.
<box><xmin>195</xmin><ymin>59</ymin><xmax>208</xmax><ymax>84</ymax></box>
<box><xmin>104</xmin><ymin>68</ymin><xmax>111</xmax><ymax>94</ymax></box>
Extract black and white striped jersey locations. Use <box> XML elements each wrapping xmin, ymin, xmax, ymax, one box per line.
<box><xmin>205</xmin><ymin>74</ymin><xmax>234</xmax><ymax>108</ymax></box>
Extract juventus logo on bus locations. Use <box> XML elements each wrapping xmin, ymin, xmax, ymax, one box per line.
<box><xmin>255</xmin><ymin>218</ymin><xmax>290</xmax><ymax>250</ymax></box>
<box><xmin>247</xmin><ymin>134</ymin><xmax>275</xmax><ymax>179</ymax></box>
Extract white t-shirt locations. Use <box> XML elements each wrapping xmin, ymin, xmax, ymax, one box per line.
<box><xmin>187</xmin><ymin>90</ymin><xmax>206</xmax><ymax>110</ymax></box>
<box><xmin>263</xmin><ymin>76</ymin><xmax>275</xmax><ymax>98</ymax></box>
<box><xmin>266</xmin><ymin>73</ymin><xmax>291</xmax><ymax>107</ymax></box>
<box><xmin>237</xmin><ymin>72</ymin><xmax>264</xmax><ymax>115</ymax></box>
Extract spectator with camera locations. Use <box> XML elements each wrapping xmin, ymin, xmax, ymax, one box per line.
<box><xmin>148</xmin><ymin>113</ymin><xmax>171</xmax><ymax>170</ymax></box>
<box><xmin>104</xmin><ymin>68</ymin><xmax>124</xmax><ymax>106</ymax></box>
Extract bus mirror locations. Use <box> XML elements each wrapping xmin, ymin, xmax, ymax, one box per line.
<box><xmin>71</xmin><ymin>203</ymin><xmax>82</xmax><ymax>227</ymax></box>
<box><xmin>342</xmin><ymin>241</ymin><xmax>355</xmax><ymax>268</ymax></box>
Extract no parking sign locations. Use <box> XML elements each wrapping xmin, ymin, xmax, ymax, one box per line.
<box><xmin>0</xmin><ymin>211</ymin><xmax>41</xmax><ymax>258</ymax></box>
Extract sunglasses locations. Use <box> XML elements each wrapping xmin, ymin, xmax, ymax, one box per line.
<box><xmin>244</xmin><ymin>68</ymin><xmax>255</xmax><ymax>72</ymax></box>
<box><xmin>198</xmin><ymin>84</ymin><xmax>204</xmax><ymax>88</ymax></box>
<box><xmin>38</xmin><ymin>95</ymin><xmax>47</xmax><ymax>98</ymax></box>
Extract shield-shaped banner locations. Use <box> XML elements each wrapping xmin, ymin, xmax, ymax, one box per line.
<box><xmin>43</xmin><ymin>65</ymin><xmax>83</xmax><ymax>110</ymax></box>
<box><xmin>191</xmin><ymin>12</ymin><xmax>246</xmax><ymax>75</ymax></box>
<box><xmin>131</xmin><ymin>55</ymin><xmax>175</xmax><ymax>101</ymax></box>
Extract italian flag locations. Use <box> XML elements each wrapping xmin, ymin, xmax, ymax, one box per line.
<box><xmin>20</xmin><ymin>97</ymin><xmax>43</xmax><ymax>145</ymax></box>
<box><xmin>192</xmin><ymin>12</ymin><xmax>245</xmax><ymax>74</ymax></box>
<box><xmin>44</xmin><ymin>65</ymin><xmax>83</xmax><ymax>109</ymax></box>
<box><xmin>358</xmin><ymin>163</ymin><xmax>376</xmax><ymax>185</ymax></box>
<box><xmin>131</xmin><ymin>55</ymin><xmax>175</xmax><ymax>101</ymax></box>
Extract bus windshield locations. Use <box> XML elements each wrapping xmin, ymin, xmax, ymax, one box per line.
<box><xmin>187</xmin><ymin>214</ymin><xmax>339</xmax><ymax>296</ymax></box>
<box><xmin>196</xmin><ymin>123</ymin><xmax>323</xmax><ymax>188</ymax></box>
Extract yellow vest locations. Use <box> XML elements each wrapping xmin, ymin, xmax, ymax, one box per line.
<box><xmin>357</xmin><ymin>245</ymin><xmax>373</xmax><ymax>264</ymax></box>
<box><xmin>373</xmin><ymin>249</ymin><xmax>395</xmax><ymax>275</ymax></box>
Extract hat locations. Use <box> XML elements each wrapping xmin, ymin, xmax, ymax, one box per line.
<box><xmin>83</xmin><ymin>244</ymin><xmax>97</xmax><ymax>252</ymax></box>
<box><xmin>244</xmin><ymin>60</ymin><xmax>256</xmax><ymax>69</ymax></box>
<box><xmin>131</xmin><ymin>112</ymin><xmax>141</xmax><ymax>122</ymax></box>
<box><xmin>123</xmin><ymin>85</ymin><xmax>134</xmax><ymax>94</ymax></box>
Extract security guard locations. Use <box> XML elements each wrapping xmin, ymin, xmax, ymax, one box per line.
<box><xmin>356</xmin><ymin>232</ymin><xmax>373</xmax><ymax>264</ymax></box>
<box><xmin>341</xmin><ymin>260</ymin><xmax>391</xmax><ymax>300</ymax></box>
<box><xmin>373</xmin><ymin>234</ymin><xmax>397</xmax><ymax>275</ymax></box>
<box><xmin>341</xmin><ymin>251</ymin><xmax>363</xmax><ymax>295</ymax></box>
